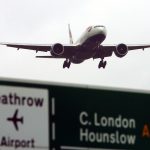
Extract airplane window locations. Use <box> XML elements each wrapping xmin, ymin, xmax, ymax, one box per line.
<box><xmin>94</xmin><ymin>25</ymin><xmax>104</xmax><ymax>28</ymax></box>
<box><xmin>87</xmin><ymin>26</ymin><xmax>92</xmax><ymax>32</ymax></box>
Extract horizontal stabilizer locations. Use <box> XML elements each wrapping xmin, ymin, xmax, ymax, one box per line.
<box><xmin>36</xmin><ymin>56</ymin><xmax>54</xmax><ymax>58</ymax></box>
<box><xmin>36</xmin><ymin>56</ymin><xmax>63</xmax><ymax>59</ymax></box>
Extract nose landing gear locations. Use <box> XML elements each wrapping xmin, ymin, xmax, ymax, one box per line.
<box><xmin>63</xmin><ymin>59</ymin><xmax>71</xmax><ymax>68</ymax></box>
<box><xmin>98</xmin><ymin>59</ymin><xmax>107</xmax><ymax>69</ymax></box>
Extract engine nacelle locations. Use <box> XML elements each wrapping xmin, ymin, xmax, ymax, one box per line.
<box><xmin>51</xmin><ymin>43</ymin><xmax>64</xmax><ymax>56</ymax></box>
<box><xmin>114</xmin><ymin>43</ymin><xmax>128</xmax><ymax>58</ymax></box>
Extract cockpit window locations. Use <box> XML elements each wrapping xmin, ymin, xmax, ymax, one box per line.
<box><xmin>94</xmin><ymin>25</ymin><xmax>105</xmax><ymax>28</ymax></box>
<box><xmin>87</xmin><ymin>26</ymin><xmax>92</xmax><ymax>32</ymax></box>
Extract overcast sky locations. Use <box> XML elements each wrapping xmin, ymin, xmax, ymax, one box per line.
<box><xmin>0</xmin><ymin>0</ymin><xmax>150</xmax><ymax>90</ymax></box>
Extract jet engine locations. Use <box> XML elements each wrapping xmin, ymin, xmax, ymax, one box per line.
<box><xmin>114</xmin><ymin>43</ymin><xmax>128</xmax><ymax>58</ymax></box>
<box><xmin>51</xmin><ymin>43</ymin><xmax>64</xmax><ymax>56</ymax></box>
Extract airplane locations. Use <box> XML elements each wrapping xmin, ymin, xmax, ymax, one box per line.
<box><xmin>7</xmin><ymin>109</ymin><xmax>23</xmax><ymax>131</ymax></box>
<box><xmin>1</xmin><ymin>24</ymin><xmax>150</xmax><ymax>69</ymax></box>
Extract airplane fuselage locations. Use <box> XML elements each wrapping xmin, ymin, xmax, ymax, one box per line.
<box><xmin>71</xmin><ymin>25</ymin><xmax>107</xmax><ymax>63</ymax></box>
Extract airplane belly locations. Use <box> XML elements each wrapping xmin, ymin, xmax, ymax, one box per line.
<box><xmin>78</xmin><ymin>44</ymin><xmax>98</xmax><ymax>59</ymax></box>
<box><xmin>71</xmin><ymin>50</ymin><xmax>94</xmax><ymax>63</ymax></box>
<box><xmin>70</xmin><ymin>49</ymin><xmax>92</xmax><ymax>64</ymax></box>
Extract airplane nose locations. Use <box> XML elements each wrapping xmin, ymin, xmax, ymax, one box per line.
<box><xmin>98</xmin><ymin>27</ymin><xmax>107</xmax><ymax>37</ymax></box>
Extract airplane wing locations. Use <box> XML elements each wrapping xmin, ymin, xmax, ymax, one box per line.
<box><xmin>1</xmin><ymin>43</ymin><xmax>50</xmax><ymax>52</ymax></box>
<box><xmin>93</xmin><ymin>44</ymin><xmax>150</xmax><ymax>59</ymax></box>
<box><xmin>127</xmin><ymin>44</ymin><xmax>150</xmax><ymax>50</ymax></box>
<box><xmin>14</xmin><ymin>120</ymin><xmax>19</xmax><ymax>131</ymax></box>
<box><xmin>0</xmin><ymin>42</ymin><xmax>78</xmax><ymax>58</ymax></box>
<box><xmin>1</xmin><ymin>42</ymin><xmax>150</xmax><ymax>59</ymax></box>
<box><xmin>102</xmin><ymin>44</ymin><xmax>150</xmax><ymax>51</ymax></box>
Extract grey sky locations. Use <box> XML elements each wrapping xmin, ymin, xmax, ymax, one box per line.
<box><xmin>0</xmin><ymin>0</ymin><xmax>150</xmax><ymax>90</ymax></box>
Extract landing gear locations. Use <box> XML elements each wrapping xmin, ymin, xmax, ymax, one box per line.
<box><xmin>63</xmin><ymin>59</ymin><xmax>71</xmax><ymax>68</ymax></box>
<box><xmin>98</xmin><ymin>59</ymin><xmax>107</xmax><ymax>69</ymax></box>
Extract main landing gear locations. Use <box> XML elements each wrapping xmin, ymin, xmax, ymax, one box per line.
<box><xmin>63</xmin><ymin>59</ymin><xmax>71</xmax><ymax>68</ymax></box>
<box><xmin>98</xmin><ymin>59</ymin><xmax>107</xmax><ymax>69</ymax></box>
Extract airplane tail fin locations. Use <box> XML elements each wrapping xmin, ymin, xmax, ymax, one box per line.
<box><xmin>68</xmin><ymin>24</ymin><xmax>73</xmax><ymax>44</ymax></box>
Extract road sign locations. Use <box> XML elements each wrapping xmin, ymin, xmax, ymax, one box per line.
<box><xmin>0</xmin><ymin>85</ymin><xmax>49</xmax><ymax>150</ymax></box>
<box><xmin>0</xmin><ymin>79</ymin><xmax>150</xmax><ymax>150</ymax></box>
